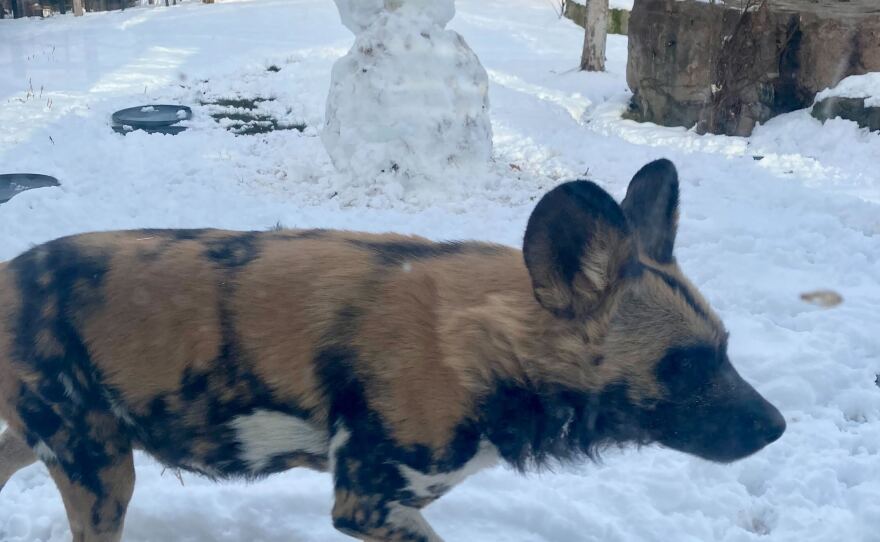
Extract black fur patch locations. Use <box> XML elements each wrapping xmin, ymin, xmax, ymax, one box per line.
<box><xmin>643</xmin><ymin>265</ymin><xmax>710</xmax><ymax>321</ymax></box>
<box><xmin>134</xmin><ymin>229</ymin><xmax>211</xmax><ymax>261</ymax></box>
<box><xmin>204</xmin><ymin>232</ymin><xmax>261</xmax><ymax>268</ymax></box>
<box><xmin>523</xmin><ymin>180</ymin><xmax>632</xmax><ymax>318</ymax></box>
<box><xmin>649</xmin><ymin>346</ymin><xmax>786</xmax><ymax>463</ymax></box>
<box><xmin>8</xmin><ymin>238</ymin><xmax>122</xmax><ymax>495</ymax></box>
<box><xmin>314</xmin><ymin>304</ymin><xmax>480</xmax><ymax>523</ymax></box>
<box><xmin>17</xmin><ymin>385</ymin><xmax>118</xmax><ymax>496</ymax></box>
<box><xmin>16</xmin><ymin>387</ymin><xmax>64</xmax><ymax>440</ymax></box>
<box><xmin>621</xmin><ymin>159</ymin><xmax>679</xmax><ymax>264</ymax></box>
<box><xmin>91</xmin><ymin>499</ymin><xmax>127</xmax><ymax>535</ymax></box>
<box><xmin>654</xmin><ymin>345</ymin><xmax>721</xmax><ymax>398</ymax></box>
<box><xmin>478</xmin><ymin>380</ymin><xmax>650</xmax><ymax>471</ymax></box>
<box><xmin>139</xmin><ymin>229</ymin><xmax>210</xmax><ymax>241</ymax></box>
<box><xmin>349</xmin><ymin>239</ymin><xmax>502</xmax><ymax>266</ymax></box>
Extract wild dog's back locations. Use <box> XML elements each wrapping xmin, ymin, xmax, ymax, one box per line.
<box><xmin>0</xmin><ymin>228</ymin><xmax>520</xmax><ymax>482</ymax></box>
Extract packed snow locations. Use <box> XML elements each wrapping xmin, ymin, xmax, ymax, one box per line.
<box><xmin>816</xmin><ymin>73</ymin><xmax>880</xmax><ymax>107</ymax></box>
<box><xmin>324</xmin><ymin>0</ymin><xmax>492</xmax><ymax>184</ymax></box>
<box><xmin>332</xmin><ymin>0</ymin><xmax>455</xmax><ymax>33</ymax></box>
<box><xmin>1</xmin><ymin>1</ymin><xmax>879</xmax><ymax>541</ymax></box>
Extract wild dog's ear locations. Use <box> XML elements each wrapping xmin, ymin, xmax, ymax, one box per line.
<box><xmin>620</xmin><ymin>159</ymin><xmax>680</xmax><ymax>264</ymax></box>
<box><xmin>524</xmin><ymin>181</ymin><xmax>636</xmax><ymax>319</ymax></box>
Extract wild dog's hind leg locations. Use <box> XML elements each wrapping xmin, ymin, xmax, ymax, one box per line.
<box><xmin>18</xmin><ymin>393</ymin><xmax>136</xmax><ymax>542</ymax></box>
<box><xmin>47</xmin><ymin>447</ymin><xmax>135</xmax><ymax>542</ymax></box>
<box><xmin>0</xmin><ymin>428</ymin><xmax>37</xmax><ymax>492</ymax></box>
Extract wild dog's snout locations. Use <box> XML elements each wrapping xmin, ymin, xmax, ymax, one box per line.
<box><xmin>715</xmin><ymin>382</ymin><xmax>786</xmax><ymax>462</ymax></box>
<box><xmin>720</xmin><ymin>364</ymin><xmax>786</xmax><ymax>455</ymax></box>
<box><xmin>651</xmin><ymin>357</ymin><xmax>787</xmax><ymax>464</ymax></box>
<box><xmin>755</xmin><ymin>399</ymin><xmax>786</xmax><ymax>446</ymax></box>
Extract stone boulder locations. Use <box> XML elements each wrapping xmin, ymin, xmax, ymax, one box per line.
<box><xmin>811</xmin><ymin>73</ymin><xmax>880</xmax><ymax>132</ymax></box>
<box><xmin>813</xmin><ymin>97</ymin><xmax>880</xmax><ymax>132</ymax></box>
<box><xmin>626</xmin><ymin>0</ymin><xmax>880</xmax><ymax>136</ymax></box>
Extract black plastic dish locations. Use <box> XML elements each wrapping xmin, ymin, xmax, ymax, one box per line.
<box><xmin>0</xmin><ymin>173</ymin><xmax>60</xmax><ymax>204</ymax></box>
<box><xmin>111</xmin><ymin>105</ymin><xmax>193</xmax><ymax>134</ymax></box>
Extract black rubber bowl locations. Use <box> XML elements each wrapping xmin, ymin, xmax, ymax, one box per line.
<box><xmin>0</xmin><ymin>173</ymin><xmax>60</xmax><ymax>204</ymax></box>
<box><xmin>111</xmin><ymin>104</ymin><xmax>193</xmax><ymax>134</ymax></box>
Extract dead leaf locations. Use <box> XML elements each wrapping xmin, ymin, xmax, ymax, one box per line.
<box><xmin>800</xmin><ymin>290</ymin><xmax>843</xmax><ymax>308</ymax></box>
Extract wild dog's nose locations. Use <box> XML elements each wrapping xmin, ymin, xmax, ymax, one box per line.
<box><xmin>757</xmin><ymin>407</ymin><xmax>786</xmax><ymax>445</ymax></box>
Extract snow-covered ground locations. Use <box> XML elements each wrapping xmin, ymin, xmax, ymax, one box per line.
<box><xmin>1</xmin><ymin>1</ymin><xmax>879</xmax><ymax>541</ymax></box>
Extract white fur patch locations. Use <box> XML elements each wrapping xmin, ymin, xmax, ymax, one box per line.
<box><xmin>328</xmin><ymin>425</ymin><xmax>351</xmax><ymax>476</ymax></box>
<box><xmin>386</xmin><ymin>503</ymin><xmax>443</xmax><ymax>541</ymax></box>
<box><xmin>105</xmin><ymin>392</ymin><xmax>136</xmax><ymax>426</ymax></box>
<box><xmin>58</xmin><ymin>374</ymin><xmax>82</xmax><ymax>405</ymax></box>
<box><xmin>230</xmin><ymin>410</ymin><xmax>329</xmax><ymax>472</ymax></box>
<box><xmin>33</xmin><ymin>440</ymin><xmax>57</xmax><ymax>464</ymax></box>
<box><xmin>398</xmin><ymin>440</ymin><xmax>498</xmax><ymax>499</ymax></box>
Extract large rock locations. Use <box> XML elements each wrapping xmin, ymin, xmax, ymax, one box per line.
<box><xmin>813</xmin><ymin>97</ymin><xmax>880</xmax><ymax>132</ymax></box>
<box><xmin>626</xmin><ymin>0</ymin><xmax>880</xmax><ymax>136</ymax></box>
<box><xmin>812</xmin><ymin>72</ymin><xmax>880</xmax><ymax>132</ymax></box>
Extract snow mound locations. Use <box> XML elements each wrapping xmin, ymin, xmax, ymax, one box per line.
<box><xmin>333</xmin><ymin>0</ymin><xmax>455</xmax><ymax>34</ymax></box>
<box><xmin>816</xmin><ymin>72</ymin><xmax>880</xmax><ymax>107</ymax></box>
<box><xmin>323</xmin><ymin>0</ymin><xmax>492</xmax><ymax>184</ymax></box>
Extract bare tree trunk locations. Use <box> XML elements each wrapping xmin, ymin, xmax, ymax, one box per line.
<box><xmin>12</xmin><ymin>0</ymin><xmax>23</xmax><ymax>18</ymax></box>
<box><xmin>72</xmin><ymin>0</ymin><xmax>82</xmax><ymax>16</ymax></box>
<box><xmin>579</xmin><ymin>0</ymin><xmax>608</xmax><ymax>71</ymax></box>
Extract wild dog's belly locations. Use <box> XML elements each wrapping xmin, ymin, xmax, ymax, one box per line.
<box><xmin>124</xmin><ymin>402</ymin><xmax>331</xmax><ymax>478</ymax></box>
<box><xmin>97</xmin><ymin>362</ymin><xmax>332</xmax><ymax>478</ymax></box>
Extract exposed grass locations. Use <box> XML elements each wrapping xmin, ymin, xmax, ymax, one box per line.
<box><xmin>202</xmin><ymin>97</ymin><xmax>306</xmax><ymax>135</ymax></box>
<box><xmin>201</xmin><ymin>97</ymin><xmax>274</xmax><ymax>110</ymax></box>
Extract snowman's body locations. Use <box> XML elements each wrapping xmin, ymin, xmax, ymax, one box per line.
<box><xmin>323</xmin><ymin>0</ymin><xmax>492</xmax><ymax>183</ymax></box>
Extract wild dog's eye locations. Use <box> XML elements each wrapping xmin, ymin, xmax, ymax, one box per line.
<box><xmin>655</xmin><ymin>345</ymin><xmax>719</xmax><ymax>397</ymax></box>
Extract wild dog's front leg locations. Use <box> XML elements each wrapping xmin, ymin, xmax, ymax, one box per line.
<box><xmin>332</xmin><ymin>489</ymin><xmax>442</xmax><ymax>542</ymax></box>
<box><xmin>332</xmin><ymin>489</ymin><xmax>443</xmax><ymax>542</ymax></box>
<box><xmin>329</xmin><ymin>429</ymin><xmax>444</xmax><ymax>542</ymax></box>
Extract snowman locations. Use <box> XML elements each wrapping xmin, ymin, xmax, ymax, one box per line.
<box><xmin>323</xmin><ymin>0</ymin><xmax>493</xmax><ymax>184</ymax></box>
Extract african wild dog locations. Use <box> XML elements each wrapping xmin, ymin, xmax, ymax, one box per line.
<box><xmin>0</xmin><ymin>159</ymin><xmax>784</xmax><ymax>541</ymax></box>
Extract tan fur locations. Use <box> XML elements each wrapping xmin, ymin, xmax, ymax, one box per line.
<box><xmin>48</xmin><ymin>452</ymin><xmax>134</xmax><ymax>542</ymax></box>
<box><xmin>0</xmin><ymin>429</ymin><xmax>36</xmax><ymax>488</ymax></box>
<box><xmin>0</xmin><ymin>262</ymin><xmax>25</xmax><ymax>431</ymax></box>
<box><xmin>236</xmin><ymin>236</ymin><xmax>379</xmax><ymax>422</ymax></box>
<box><xmin>82</xmin><ymin>235</ymin><xmax>225</xmax><ymax>413</ymax></box>
<box><xmin>0</xmin><ymin>228</ymin><xmax>687</xmax><ymax>456</ymax></box>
